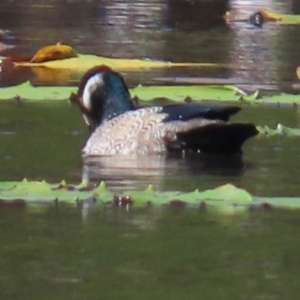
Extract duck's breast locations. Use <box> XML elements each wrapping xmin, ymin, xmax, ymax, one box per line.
<box><xmin>82</xmin><ymin>107</ymin><xmax>169</xmax><ymax>156</ymax></box>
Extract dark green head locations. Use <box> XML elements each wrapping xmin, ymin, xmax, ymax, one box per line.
<box><xmin>76</xmin><ymin>65</ymin><xmax>135</xmax><ymax>131</ymax></box>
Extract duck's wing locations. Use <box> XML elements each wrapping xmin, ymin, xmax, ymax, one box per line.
<box><xmin>172</xmin><ymin>122</ymin><xmax>258</xmax><ymax>154</ymax></box>
<box><xmin>161</xmin><ymin>104</ymin><xmax>241</xmax><ymax>122</ymax></box>
<box><xmin>160</xmin><ymin>104</ymin><xmax>257</xmax><ymax>153</ymax></box>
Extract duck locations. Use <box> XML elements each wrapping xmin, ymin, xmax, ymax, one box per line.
<box><xmin>72</xmin><ymin>65</ymin><xmax>258</xmax><ymax>156</ymax></box>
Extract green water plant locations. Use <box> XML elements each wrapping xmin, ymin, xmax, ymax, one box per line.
<box><xmin>2</xmin><ymin>81</ymin><xmax>300</xmax><ymax>106</ymax></box>
<box><xmin>0</xmin><ymin>179</ymin><xmax>300</xmax><ymax>212</ymax></box>
<box><xmin>257</xmin><ymin>123</ymin><xmax>300</xmax><ymax>136</ymax></box>
<box><xmin>0</xmin><ymin>81</ymin><xmax>258</xmax><ymax>102</ymax></box>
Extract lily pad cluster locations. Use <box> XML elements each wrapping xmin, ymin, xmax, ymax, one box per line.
<box><xmin>0</xmin><ymin>179</ymin><xmax>300</xmax><ymax>212</ymax></box>
<box><xmin>2</xmin><ymin>81</ymin><xmax>300</xmax><ymax>107</ymax></box>
<box><xmin>257</xmin><ymin>123</ymin><xmax>300</xmax><ymax>136</ymax></box>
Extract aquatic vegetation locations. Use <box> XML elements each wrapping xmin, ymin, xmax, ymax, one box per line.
<box><xmin>2</xmin><ymin>81</ymin><xmax>300</xmax><ymax>107</ymax></box>
<box><xmin>130</xmin><ymin>84</ymin><xmax>258</xmax><ymax>102</ymax></box>
<box><xmin>249</xmin><ymin>9</ymin><xmax>300</xmax><ymax>25</ymax></box>
<box><xmin>0</xmin><ymin>82</ymin><xmax>257</xmax><ymax>102</ymax></box>
<box><xmin>257</xmin><ymin>123</ymin><xmax>300</xmax><ymax>136</ymax></box>
<box><xmin>0</xmin><ymin>179</ymin><xmax>299</xmax><ymax>212</ymax></box>
<box><xmin>0</xmin><ymin>81</ymin><xmax>74</xmax><ymax>101</ymax></box>
<box><xmin>5</xmin><ymin>44</ymin><xmax>229</xmax><ymax>71</ymax></box>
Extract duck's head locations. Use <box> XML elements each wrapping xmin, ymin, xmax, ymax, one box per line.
<box><xmin>74</xmin><ymin>65</ymin><xmax>134</xmax><ymax>131</ymax></box>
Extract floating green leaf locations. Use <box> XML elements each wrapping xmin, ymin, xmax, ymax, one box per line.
<box><xmin>0</xmin><ymin>81</ymin><xmax>257</xmax><ymax>102</ymax></box>
<box><xmin>257</xmin><ymin>93</ymin><xmax>300</xmax><ymax>106</ymax></box>
<box><xmin>0</xmin><ymin>180</ymin><xmax>300</xmax><ymax>213</ymax></box>
<box><xmin>0</xmin><ymin>81</ymin><xmax>75</xmax><ymax>101</ymax></box>
<box><xmin>130</xmin><ymin>84</ymin><xmax>256</xmax><ymax>102</ymax></box>
<box><xmin>257</xmin><ymin>123</ymin><xmax>300</xmax><ymax>136</ymax></box>
<box><xmin>2</xmin><ymin>82</ymin><xmax>300</xmax><ymax>107</ymax></box>
<box><xmin>254</xmin><ymin>197</ymin><xmax>300</xmax><ymax>209</ymax></box>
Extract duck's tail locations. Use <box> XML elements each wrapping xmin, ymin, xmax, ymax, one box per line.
<box><xmin>176</xmin><ymin>123</ymin><xmax>258</xmax><ymax>154</ymax></box>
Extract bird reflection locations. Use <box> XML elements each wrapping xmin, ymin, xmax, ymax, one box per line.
<box><xmin>81</xmin><ymin>152</ymin><xmax>245</xmax><ymax>191</ymax></box>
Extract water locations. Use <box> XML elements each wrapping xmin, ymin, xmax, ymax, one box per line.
<box><xmin>0</xmin><ymin>0</ymin><xmax>300</xmax><ymax>299</ymax></box>
<box><xmin>1</xmin><ymin>206</ymin><xmax>300</xmax><ymax>300</ymax></box>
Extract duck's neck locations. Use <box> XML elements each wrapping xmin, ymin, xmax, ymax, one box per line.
<box><xmin>102</xmin><ymin>73</ymin><xmax>134</xmax><ymax>121</ymax></box>
<box><xmin>85</xmin><ymin>72</ymin><xmax>134</xmax><ymax>128</ymax></box>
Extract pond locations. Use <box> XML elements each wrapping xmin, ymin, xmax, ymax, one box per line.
<box><xmin>0</xmin><ymin>0</ymin><xmax>300</xmax><ymax>299</ymax></box>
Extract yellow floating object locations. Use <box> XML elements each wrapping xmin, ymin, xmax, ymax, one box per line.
<box><xmin>17</xmin><ymin>54</ymin><xmax>224</xmax><ymax>71</ymax></box>
<box><xmin>250</xmin><ymin>9</ymin><xmax>300</xmax><ymax>25</ymax></box>
<box><xmin>30</xmin><ymin>44</ymin><xmax>78</xmax><ymax>63</ymax></box>
<box><xmin>296</xmin><ymin>66</ymin><xmax>300</xmax><ymax>80</ymax></box>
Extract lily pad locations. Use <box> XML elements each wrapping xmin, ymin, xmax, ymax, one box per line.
<box><xmin>0</xmin><ymin>81</ymin><xmax>257</xmax><ymax>102</ymax></box>
<box><xmin>257</xmin><ymin>123</ymin><xmax>300</xmax><ymax>136</ymax></box>
<box><xmin>9</xmin><ymin>44</ymin><xmax>230</xmax><ymax>71</ymax></box>
<box><xmin>257</xmin><ymin>93</ymin><xmax>300</xmax><ymax>106</ymax></box>
<box><xmin>0</xmin><ymin>180</ymin><xmax>300</xmax><ymax>213</ymax></box>
<box><xmin>130</xmin><ymin>84</ymin><xmax>255</xmax><ymax>102</ymax></box>
<box><xmin>16</xmin><ymin>54</ymin><xmax>229</xmax><ymax>71</ymax></box>
<box><xmin>1</xmin><ymin>81</ymin><xmax>300</xmax><ymax>107</ymax></box>
<box><xmin>0</xmin><ymin>81</ymin><xmax>75</xmax><ymax>101</ymax></box>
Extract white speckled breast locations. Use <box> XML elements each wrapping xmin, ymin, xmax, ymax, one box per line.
<box><xmin>82</xmin><ymin>107</ymin><xmax>167</xmax><ymax>155</ymax></box>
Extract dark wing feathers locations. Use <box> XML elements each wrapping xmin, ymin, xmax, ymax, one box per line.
<box><xmin>161</xmin><ymin>104</ymin><xmax>241</xmax><ymax>122</ymax></box>
<box><xmin>176</xmin><ymin>123</ymin><xmax>258</xmax><ymax>154</ymax></box>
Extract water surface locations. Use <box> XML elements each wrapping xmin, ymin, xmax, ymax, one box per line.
<box><xmin>0</xmin><ymin>1</ymin><xmax>300</xmax><ymax>299</ymax></box>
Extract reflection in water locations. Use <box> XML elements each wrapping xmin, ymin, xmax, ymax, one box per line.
<box><xmin>166</xmin><ymin>0</ymin><xmax>228</xmax><ymax>30</ymax></box>
<box><xmin>102</xmin><ymin>1</ymin><xmax>166</xmax><ymax>57</ymax></box>
<box><xmin>0</xmin><ymin>0</ymin><xmax>298</xmax><ymax>90</ymax></box>
<box><xmin>229</xmin><ymin>0</ymin><xmax>278</xmax><ymax>89</ymax></box>
<box><xmin>82</xmin><ymin>152</ymin><xmax>244</xmax><ymax>191</ymax></box>
<box><xmin>229</xmin><ymin>0</ymin><xmax>300</xmax><ymax>92</ymax></box>
<box><xmin>1</xmin><ymin>0</ymin><xmax>297</xmax><ymax>91</ymax></box>
<box><xmin>0</xmin><ymin>0</ymin><xmax>231</xmax><ymax>87</ymax></box>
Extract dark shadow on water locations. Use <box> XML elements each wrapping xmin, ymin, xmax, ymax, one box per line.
<box><xmin>166</xmin><ymin>0</ymin><xmax>229</xmax><ymax>30</ymax></box>
<box><xmin>82</xmin><ymin>152</ymin><xmax>245</xmax><ymax>191</ymax></box>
